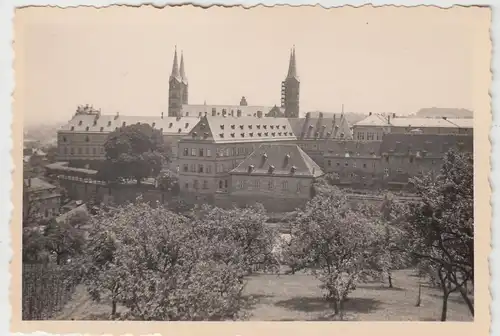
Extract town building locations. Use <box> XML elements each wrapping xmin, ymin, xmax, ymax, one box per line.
<box><xmin>352</xmin><ymin>113</ymin><xmax>473</xmax><ymax>140</ymax></box>
<box><xmin>228</xmin><ymin>143</ymin><xmax>323</xmax><ymax>212</ymax></box>
<box><xmin>177</xmin><ymin>115</ymin><xmax>297</xmax><ymax>202</ymax></box>
<box><xmin>23</xmin><ymin>175</ymin><xmax>61</xmax><ymax>224</ymax></box>
<box><xmin>323</xmin><ymin>133</ymin><xmax>473</xmax><ymax>190</ymax></box>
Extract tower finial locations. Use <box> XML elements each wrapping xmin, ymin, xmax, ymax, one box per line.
<box><xmin>287</xmin><ymin>46</ymin><xmax>297</xmax><ymax>79</ymax></box>
<box><xmin>170</xmin><ymin>47</ymin><xmax>180</xmax><ymax>80</ymax></box>
<box><xmin>180</xmin><ymin>50</ymin><xmax>187</xmax><ymax>83</ymax></box>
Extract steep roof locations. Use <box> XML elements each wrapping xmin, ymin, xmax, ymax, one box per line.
<box><xmin>230</xmin><ymin>143</ymin><xmax>323</xmax><ymax>178</ymax></box>
<box><xmin>58</xmin><ymin>113</ymin><xmax>199</xmax><ymax>135</ymax></box>
<box><xmin>185</xmin><ymin>116</ymin><xmax>297</xmax><ymax>143</ymax></box>
<box><xmin>181</xmin><ymin>104</ymin><xmax>283</xmax><ymax>118</ymax></box>
<box><xmin>24</xmin><ymin>177</ymin><xmax>57</xmax><ymax>191</ymax></box>
<box><xmin>287</xmin><ymin>113</ymin><xmax>353</xmax><ymax>140</ymax></box>
<box><xmin>380</xmin><ymin>133</ymin><xmax>473</xmax><ymax>156</ymax></box>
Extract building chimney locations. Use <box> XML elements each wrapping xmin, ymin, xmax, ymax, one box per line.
<box><xmin>161</xmin><ymin>112</ymin><xmax>164</xmax><ymax>119</ymax></box>
<box><xmin>393</xmin><ymin>113</ymin><xmax>396</xmax><ymax>118</ymax></box>
<box><xmin>212</xmin><ymin>109</ymin><xmax>216</xmax><ymax>117</ymax></box>
<box><xmin>240</xmin><ymin>96</ymin><xmax>248</xmax><ymax>106</ymax></box>
<box><xmin>257</xmin><ymin>110</ymin><xmax>263</xmax><ymax>118</ymax></box>
<box><xmin>369</xmin><ymin>112</ymin><xmax>372</xmax><ymax>116</ymax></box>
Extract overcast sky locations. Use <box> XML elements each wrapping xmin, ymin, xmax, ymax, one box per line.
<box><xmin>15</xmin><ymin>5</ymin><xmax>489</xmax><ymax>126</ymax></box>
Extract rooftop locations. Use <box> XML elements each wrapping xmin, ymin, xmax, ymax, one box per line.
<box><xmin>24</xmin><ymin>177</ymin><xmax>57</xmax><ymax>191</ymax></box>
<box><xmin>181</xmin><ymin>104</ymin><xmax>284</xmax><ymax>118</ymax></box>
<box><xmin>354</xmin><ymin>114</ymin><xmax>474</xmax><ymax>129</ymax></box>
<box><xmin>380</xmin><ymin>133</ymin><xmax>474</xmax><ymax>156</ymax></box>
<box><xmin>230</xmin><ymin>143</ymin><xmax>323</xmax><ymax>178</ymax></box>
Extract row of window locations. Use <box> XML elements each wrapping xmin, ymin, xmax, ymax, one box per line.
<box><xmin>60</xmin><ymin>147</ymin><xmax>105</xmax><ymax>155</ymax></box>
<box><xmin>182</xmin><ymin>147</ymin><xmax>252</xmax><ymax>158</ymax></box>
<box><xmin>356</xmin><ymin>132</ymin><xmax>382</xmax><ymax>141</ymax></box>
<box><xmin>184</xmin><ymin>179</ymin><xmax>230</xmax><ymax>190</ymax></box>
<box><xmin>235</xmin><ymin>179</ymin><xmax>303</xmax><ymax>192</ymax></box>
<box><xmin>182</xmin><ymin>161</ymin><xmax>243</xmax><ymax>174</ymax></box>
<box><xmin>327</xmin><ymin>160</ymin><xmax>377</xmax><ymax>169</ymax></box>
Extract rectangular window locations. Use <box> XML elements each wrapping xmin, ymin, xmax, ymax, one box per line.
<box><xmin>206</xmin><ymin>165</ymin><xmax>212</xmax><ymax>173</ymax></box>
<box><xmin>353</xmin><ymin>162</ymin><xmax>357</xmax><ymax>168</ymax></box>
<box><xmin>203</xmin><ymin>180</ymin><xmax>208</xmax><ymax>189</ymax></box>
<box><xmin>183</xmin><ymin>148</ymin><xmax>189</xmax><ymax>156</ymax></box>
<box><xmin>85</xmin><ymin>147</ymin><xmax>89</xmax><ymax>154</ymax></box>
<box><xmin>237</xmin><ymin>180</ymin><xmax>244</xmax><ymax>189</ymax></box>
<box><xmin>225</xmin><ymin>148</ymin><xmax>230</xmax><ymax>157</ymax></box>
<box><xmin>224</xmin><ymin>180</ymin><xmax>229</xmax><ymax>188</ymax></box>
<box><xmin>199</xmin><ymin>148</ymin><xmax>204</xmax><ymax>157</ymax></box>
<box><xmin>282</xmin><ymin>181</ymin><xmax>288</xmax><ymax>190</ymax></box>
<box><xmin>206</xmin><ymin>149</ymin><xmax>212</xmax><ymax>157</ymax></box>
<box><xmin>297</xmin><ymin>182</ymin><xmax>302</xmax><ymax>192</ymax></box>
<box><xmin>198</xmin><ymin>164</ymin><xmax>204</xmax><ymax>173</ymax></box>
<box><xmin>193</xmin><ymin>180</ymin><xmax>199</xmax><ymax>189</ymax></box>
<box><xmin>100</xmin><ymin>147</ymin><xmax>104</xmax><ymax>154</ymax></box>
<box><xmin>78</xmin><ymin>147</ymin><xmax>82</xmax><ymax>154</ymax></box>
<box><xmin>367</xmin><ymin>132</ymin><xmax>374</xmax><ymax>141</ymax></box>
<box><xmin>268</xmin><ymin>180</ymin><xmax>274</xmax><ymax>189</ymax></box>
<box><xmin>183</xmin><ymin>164</ymin><xmax>188</xmax><ymax>172</ymax></box>
<box><xmin>254</xmin><ymin>180</ymin><xmax>260</xmax><ymax>188</ymax></box>
<box><xmin>191</xmin><ymin>148</ymin><xmax>196</xmax><ymax>156</ymax></box>
<box><xmin>231</xmin><ymin>148</ymin><xmax>236</xmax><ymax>156</ymax></box>
<box><xmin>328</xmin><ymin>160</ymin><xmax>331</xmax><ymax>167</ymax></box>
<box><xmin>190</xmin><ymin>164</ymin><xmax>196</xmax><ymax>172</ymax></box>
<box><xmin>344</xmin><ymin>162</ymin><xmax>349</xmax><ymax>167</ymax></box>
<box><xmin>92</xmin><ymin>147</ymin><xmax>96</xmax><ymax>155</ymax></box>
<box><xmin>363</xmin><ymin>163</ymin><xmax>367</xmax><ymax>168</ymax></box>
<box><xmin>357</xmin><ymin>133</ymin><xmax>365</xmax><ymax>140</ymax></box>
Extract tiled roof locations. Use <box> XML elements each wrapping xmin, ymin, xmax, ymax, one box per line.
<box><xmin>186</xmin><ymin>116</ymin><xmax>297</xmax><ymax>143</ymax></box>
<box><xmin>230</xmin><ymin>144</ymin><xmax>323</xmax><ymax>178</ymax></box>
<box><xmin>24</xmin><ymin>177</ymin><xmax>57</xmax><ymax>191</ymax></box>
<box><xmin>287</xmin><ymin>113</ymin><xmax>353</xmax><ymax>140</ymax></box>
<box><xmin>181</xmin><ymin>104</ymin><xmax>284</xmax><ymax>118</ymax></box>
<box><xmin>323</xmin><ymin>140</ymin><xmax>382</xmax><ymax>157</ymax></box>
<box><xmin>354</xmin><ymin>114</ymin><xmax>474</xmax><ymax>129</ymax></box>
<box><xmin>380</xmin><ymin>133</ymin><xmax>473</xmax><ymax>156</ymax></box>
<box><xmin>59</xmin><ymin>113</ymin><xmax>199</xmax><ymax>135</ymax></box>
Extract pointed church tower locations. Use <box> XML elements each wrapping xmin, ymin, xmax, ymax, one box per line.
<box><xmin>180</xmin><ymin>51</ymin><xmax>189</xmax><ymax>105</ymax></box>
<box><xmin>281</xmin><ymin>46</ymin><xmax>300</xmax><ymax>118</ymax></box>
<box><xmin>168</xmin><ymin>46</ymin><xmax>183</xmax><ymax>117</ymax></box>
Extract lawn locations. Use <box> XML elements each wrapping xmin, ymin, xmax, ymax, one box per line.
<box><xmin>55</xmin><ymin>269</ymin><xmax>473</xmax><ymax>321</ymax></box>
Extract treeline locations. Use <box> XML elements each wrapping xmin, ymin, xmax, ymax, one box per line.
<box><xmin>22</xmin><ymin>149</ymin><xmax>473</xmax><ymax>321</ymax></box>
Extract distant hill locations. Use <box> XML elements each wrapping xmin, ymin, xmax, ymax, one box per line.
<box><xmin>413</xmin><ymin>108</ymin><xmax>473</xmax><ymax>119</ymax></box>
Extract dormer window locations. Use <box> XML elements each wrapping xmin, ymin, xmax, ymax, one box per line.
<box><xmin>78</xmin><ymin>120</ymin><xmax>83</xmax><ymax>126</ymax></box>
<box><xmin>169</xmin><ymin>123</ymin><xmax>173</xmax><ymax>128</ymax></box>
<box><xmin>220</xmin><ymin>133</ymin><xmax>224</xmax><ymax>138</ymax></box>
<box><xmin>248</xmin><ymin>125</ymin><xmax>253</xmax><ymax>129</ymax></box>
<box><xmin>93</xmin><ymin>120</ymin><xmax>97</xmax><ymax>126</ymax></box>
<box><xmin>231</xmin><ymin>125</ymin><xmax>235</xmax><ymax>129</ymax></box>
<box><xmin>100</xmin><ymin>127</ymin><xmax>104</xmax><ymax>132</ymax></box>
<box><xmin>203</xmin><ymin>132</ymin><xmax>209</xmax><ymax>139</ymax></box>
<box><xmin>70</xmin><ymin>126</ymin><xmax>75</xmax><ymax>131</ymax></box>
<box><xmin>107</xmin><ymin>121</ymin><xmax>112</xmax><ymax>126</ymax></box>
<box><xmin>230</xmin><ymin>133</ymin><xmax>235</xmax><ymax>138</ymax></box>
<box><xmin>220</xmin><ymin>125</ymin><xmax>225</xmax><ymax>129</ymax></box>
<box><xmin>264</xmin><ymin>132</ymin><xmax>268</xmax><ymax>136</ymax></box>
<box><xmin>258</xmin><ymin>132</ymin><xmax>262</xmax><ymax>136</ymax></box>
<box><xmin>257</xmin><ymin>125</ymin><xmax>261</xmax><ymax>129</ymax></box>
<box><xmin>178</xmin><ymin>128</ymin><xmax>182</xmax><ymax>133</ymax></box>
<box><xmin>278</xmin><ymin>132</ymin><xmax>282</xmax><ymax>136</ymax></box>
<box><xmin>152</xmin><ymin>122</ymin><xmax>156</xmax><ymax>128</ymax></box>
<box><xmin>86</xmin><ymin>126</ymin><xmax>90</xmax><ymax>131</ymax></box>
<box><xmin>249</xmin><ymin>132</ymin><xmax>254</xmax><ymax>137</ymax></box>
<box><xmin>284</xmin><ymin>132</ymin><xmax>287</xmax><ymax>136</ymax></box>
<box><xmin>185</xmin><ymin>123</ymin><xmax>189</xmax><ymax>128</ymax></box>
<box><xmin>282</xmin><ymin>125</ymin><xmax>286</xmax><ymax>129</ymax></box>
<box><xmin>290</xmin><ymin>166</ymin><xmax>297</xmax><ymax>174</ymax></box>
<box><xmin>248</xmin><ymin>165</ymin><xmax>255</xmax><ymax>173</ymax></box>
<box><xmin>192</xmin><ymin>132</ymin><xmax>197</xmax><ymax>138</ymax></box>
<box><xmin>271</xmin><ymin>132</ymin><xmax>276</xmax><ymax>137</ymax></box>
<box><xmin>270</xmin><ymin>125</ymin><xmax>274</xmax><ymax>129</ymax></box>
<box><xmin>263</xmin><ymin>125</ymin><xmax>267</xmax><ymax>129</ymax></box>
<box><xmin>262</xmin><ymin>153</ymin><xmax>268</xmax><ymax>160</ymax></box>
<box><xmin>241</xmin><ymin>133</ymin><xmax>245</xmax><ymax>137</ymax></box>
<box><xmin>239</xmin><ymin>125</ymin><xmax>244</xmax><ymax>130</ymax></box>
<box><xmin>268</xmin><ymin>165</ymin><xmax>275</xmax><ymax>174</ymax></box>
<box><xmin>122</xmin><ymin>122</ymin><xmax>126</xmax><ymax>127</ymax></box>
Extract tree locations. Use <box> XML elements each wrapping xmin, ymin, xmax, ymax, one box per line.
<box><xmin>369</xmin><ymin>193</ymin><xmax>411</xmax><ymax>288</ymax></box>
<box><xmin>157</xmin><ymin>170</ymin><xmax>180</xmax><ymax>195</ymax></box>
<box><xmin>79</xmin><ymin>201</ymin><xmax>248</xmax><ymax>320</ymax></box>
<box><xmin>286</xmin><ymin>188</ymin><xmax>382</xmax><ymax>318</ymax></box>
<box><xmin>101</xmin><ymin>123</ymin><xmax>166</xmax><ymax>184</ymax></box>
<box><xmin>191</xmin><ymin>203</ymin><xmax>279</xmax><ymax>276</ymax></box>
<box><xmin>404</xmin><ymin>149</ymin><xmax>474</xmax><ymax>316</ymax></box>
<box><xmin>44</xmin><ymin>212</ymin><xmax>87</xmax><ymax>265</ymax></box>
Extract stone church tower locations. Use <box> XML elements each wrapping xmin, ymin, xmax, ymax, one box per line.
<box><xmin>281</xmin><ymin>47</ymin><xmax>300</xmax><ymax>118</ymax></box>
<box><xmin>168</xmin><ymin>47</ymin><xmax>189</xmax><ymax>117</ymax></box>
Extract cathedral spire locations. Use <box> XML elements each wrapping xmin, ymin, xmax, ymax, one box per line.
<box><xmin>170</xmin><ymin>46</ymin><xmax>181</xmax><ymax>80</ymax></box>
<box><xmin>180</xmin><ymin>51</ymin><xmax>188</xmax><ymax>84</ymax></box>
<box><xmin>287</xmin><ymin>45</ymin><xmax>298</xmax><ymax>79</ymax></box>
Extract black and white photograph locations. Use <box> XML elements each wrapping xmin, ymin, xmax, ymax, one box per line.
<box><xmin>13</xmin><ymin>4</ymin><xmax>491</xmax><ymax>329</ymax></box>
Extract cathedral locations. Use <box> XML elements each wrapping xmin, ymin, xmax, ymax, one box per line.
<box><xmin>166</xmin><ymin>46</ymin><xmax>300</xmax><ymax>119</ymax></box>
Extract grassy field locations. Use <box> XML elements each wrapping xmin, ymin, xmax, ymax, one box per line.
<box><xmin>55</xmin><ymin>269</ymin><xmax>473</xmax><ymax>321</ymax></box>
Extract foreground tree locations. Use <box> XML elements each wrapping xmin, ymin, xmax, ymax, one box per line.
<box><xmin>285</xmin><ymin>189</ymin><xmax>382</xmax><ymax>319</ymax></box>
<box><xmin>79</xmin><ymin>201</ymin><xmax>248</xmax><ymax>320</ymax></box>
<box><xmin>191</xmin><ymin>203</ymin><xmax>279</xmax><ymax>277</ymax></box>
<box><xmin>101</xmin><ymin>123</ymin><xmax>165</xmax><ymax>184</ymax></box>
<box><xmin>404</xmin><ymin>149</ymin><xmax>474</xmax><ymax>316</ymax></box>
